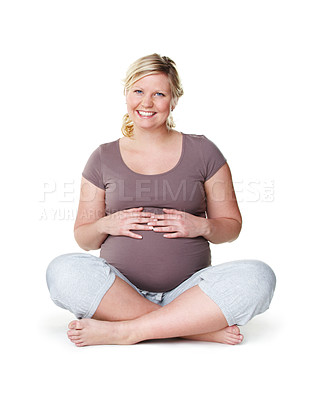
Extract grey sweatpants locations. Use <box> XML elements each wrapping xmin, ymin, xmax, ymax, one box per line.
<box><xmin>46</xmin><ymin>253</ymin><xmax>276</xmax><ymax>326</ymax></box>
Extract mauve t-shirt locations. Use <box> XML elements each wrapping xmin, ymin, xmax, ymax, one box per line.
<box><xmin>82</xmin><ymin>132</ymin><xmax>226</xmax><ymax>292</ymax></box>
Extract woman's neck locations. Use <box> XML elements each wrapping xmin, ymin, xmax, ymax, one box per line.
<box><xmin>130</xmin><ymin>127</ymin><xmax>178</xmax><ymax>149</ymax></box>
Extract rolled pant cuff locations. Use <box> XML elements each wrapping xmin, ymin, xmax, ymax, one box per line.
<box><xmin>198</xmin><ymin>280</ymin><xmax>237</xmax><ymax>326</ymax></box>
<box><xmin>82</xmin><ymin>273</ymin><xmax>116</xmax><ymax>319</ymax></box>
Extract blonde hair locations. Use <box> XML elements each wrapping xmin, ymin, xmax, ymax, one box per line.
<box><xmin>121</xmin><ymin>53</ymin><xmax>184</xmax><ymax>138</ymax></box>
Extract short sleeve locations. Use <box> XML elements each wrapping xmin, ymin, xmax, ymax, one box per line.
<box><xmin>200</xmin><ymin>135</ymin><xmax>227</xmax><ymax>181</ymax></box>
<box><xmin>82</xmin><ymin>146</ymin><xmax>105</xmax><ymax>190</ymax></box>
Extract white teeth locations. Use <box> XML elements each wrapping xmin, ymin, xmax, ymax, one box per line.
<box><xmin>138</xmin><ymin>111</ymin><xmax>155</xmax><ymax>116</ymax></box>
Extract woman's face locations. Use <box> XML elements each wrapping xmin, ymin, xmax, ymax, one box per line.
<box><xmin>126</xmin><ymin>73</ymin><xmax>173</xmax><ymax>133</ymax></box>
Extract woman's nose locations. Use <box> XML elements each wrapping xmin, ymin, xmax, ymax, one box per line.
<box><xmin>141</xmin><ymin>95</ymin><xmax>153</xmax><ymax>108</ymax></box>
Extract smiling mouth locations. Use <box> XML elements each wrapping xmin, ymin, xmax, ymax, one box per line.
<box><xmin>137</xmin><ymin>110</ymin><xmax>157</xmax><ymax>117</ymax></box>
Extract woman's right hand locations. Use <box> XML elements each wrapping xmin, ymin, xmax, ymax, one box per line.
<box><xmin>97</xmin><ymin>207</ymin><xmax>156</xmax><ymax>239</ymax></box>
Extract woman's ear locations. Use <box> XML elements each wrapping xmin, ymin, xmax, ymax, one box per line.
<box><xmin>170</xmin><ymin>99</ymin><xmax>177</xmax><ymax>112</ymax></box>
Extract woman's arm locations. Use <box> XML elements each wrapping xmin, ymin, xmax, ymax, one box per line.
<box><xmin>74</xmin><ymin>177</ymin><xmax>107</xmax><ymax>251</ymax></box>
<box><xmin>74</xmin><ymin>177</ymin><xmax>157</xmax><ymax>250</ymax></box>
<box><xmin>202</xmin><ymin>162</ymin><xmax>242</xmax><ymax>243</ymax></box>
<box><xmin>149</xmin><ymin>163</ymin><xmax>241</xmax><ymax>244</ymax></box>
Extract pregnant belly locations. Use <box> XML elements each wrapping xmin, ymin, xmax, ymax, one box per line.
<box><xmin>100</xmin><ymin>229</ymin><xmax>211</xmax><ymax>292</ymax></box>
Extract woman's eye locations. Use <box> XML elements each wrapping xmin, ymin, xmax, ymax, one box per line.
<box><xmin>134</xmin><ymin>90</ymin><xmax>143</xmax><ymax>94</ymax></box>
<box><xmin>155</xmin><ymin>92</ymin><xmax>165</xmax><ymax>97</ymax></box>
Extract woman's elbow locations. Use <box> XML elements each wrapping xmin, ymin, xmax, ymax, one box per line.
<box><xmin>229</xmin><ymin>219</ymin><xmax>242</xmax><ymax>242</ymax></box>
<box><xmin>73</xmin><ymin>228</ymin><xmax>101</xmax><ymax>251</ymax></box>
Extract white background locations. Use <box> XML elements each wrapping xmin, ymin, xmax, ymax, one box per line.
<box><xmin>1</xmin><ymin>0</ymin><xmax>312</xmax><ymax>398</ymax></box>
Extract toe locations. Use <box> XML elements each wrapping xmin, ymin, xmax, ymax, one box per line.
<box><xmin>232</xmin><ymin>335</ymin><xmax>243</xmax><ymax>345</ymax></box>
<box><xmin>72</xmin><ymin>338</ymin><xmax>83</xmax><ymax>344</ymax></box>
<box><xmin>67</xmin><ymin>329</ymin><xmax>77</xmax><ymax>336</ymax></box>
<box><xmin>228</xmin><ymin>325</ymin><xmax>240</xmax><ymax>335</ymax></box>
<box><xmin>226</xmin><ymin>337</ymin><xmax>241</xmax><ymax>345</ymax></box>
<box><xmin>70</xmin><ymin>339</ymin><xmax>84</xmax><ymax>347</ymax></box>
<box><xmin>67</xmin><ymin>333</ymin><xmax>81</xmax><ymax>340</ymax></box>
<box><xmin>69</xmin><ymin>336</ymin><xmax>82</xmax><ymax>344</ymax></box>
<box><xmin>68</xmin><ymin>320</ymin><xmax>81</xmax><ymax>330</ymax></box>
<box><xmin>228</xmin><ymin>333</ymin><xmax>240</xmax><ymax>340</ymax></box>
<box><xmin>68</xmin><ymin>321</ymin><xmax>76</xmax><ymax>329</ymax></box>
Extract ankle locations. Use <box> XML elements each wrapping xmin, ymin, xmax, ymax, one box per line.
<box><xmin>113</xmin><ymin>320</ymin><xmax>136</xmax><ymax>344</ymax></box>
<box><xmin>122</xmin><ymin>319</ymin><xmax>147</xmax><ymax>344</ymax></box>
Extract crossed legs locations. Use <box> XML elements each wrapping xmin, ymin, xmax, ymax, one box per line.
<box><xmin>67</xmin><ymin>276</ymin><xmax>243</xmax><ymax>347</ymax></box>
<box><xmin>47</xmin><ymin>254</ymin><xmax>276</xmax><ymax>347</ymax></box>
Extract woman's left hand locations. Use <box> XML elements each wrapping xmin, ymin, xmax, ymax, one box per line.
<box><xmin>148</xmin><ymin>208</ymin><xmax>210</xmax><ymax>239</ymax></box>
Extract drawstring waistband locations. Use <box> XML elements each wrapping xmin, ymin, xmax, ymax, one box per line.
<box><xmin>140</xmin><ymin>290</ymin><xmax>164</xmax><ymax>302</ymax></box>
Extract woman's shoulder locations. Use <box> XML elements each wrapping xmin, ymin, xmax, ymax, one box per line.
<box><xmin>98</xmin><ymin>138</ymin><xmax>119</xmax><ymax>152</ymax></box>
<box><xmin>183</xmin><ymin>132</ymin><xmax>226</xmax><ymax>177</ymax></box>
<box><xmin>183</xmin><ymin>132</ymin><xmax>222</xmax><ymax>151</ymax></box>
<box><xmin>85</xmin><ymin>138</ymin><xmax>119</xmax><ymax>161</ymax></box>
<box><xmin>84</xmin><ymin>138</ymin><xmax>120</xmax><ymax>168</ymax></box>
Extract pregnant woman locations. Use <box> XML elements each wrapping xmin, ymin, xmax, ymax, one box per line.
<box><xmin>46</xmin><ymin>53</ymin><xmax>276</xmax><ymax>347</ymax></box>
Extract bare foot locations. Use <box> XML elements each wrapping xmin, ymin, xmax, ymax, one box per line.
<box><xmin>182</xmin><ymin>325</ymin><xmax>244</xmax><ymax>345</ymax></box>
<box><xmin>67</xmin><ymin>320</ymin><xmax>243</xmax><ymax>347</ymax></box>
<box><xmin>67</xmin><ymin>319</ymin><xmax>134</xmax><ymax>347</ymax></box>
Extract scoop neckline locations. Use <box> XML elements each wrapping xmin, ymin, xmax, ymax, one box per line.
<box><xmin>117</xmin><ymin>132</ymin><xmax>185</xmax><ymax>177</ymax></box>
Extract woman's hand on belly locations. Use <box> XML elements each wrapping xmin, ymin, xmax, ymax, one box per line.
<box><xmin>147</xmin><ymin>208</ymin><xmax>209</xmax><ymax>239</ymax></box>
<box><xmin>97</xmin><ymin>207</ymin><xmax>156</xmax><ymax>239</ymax></box>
